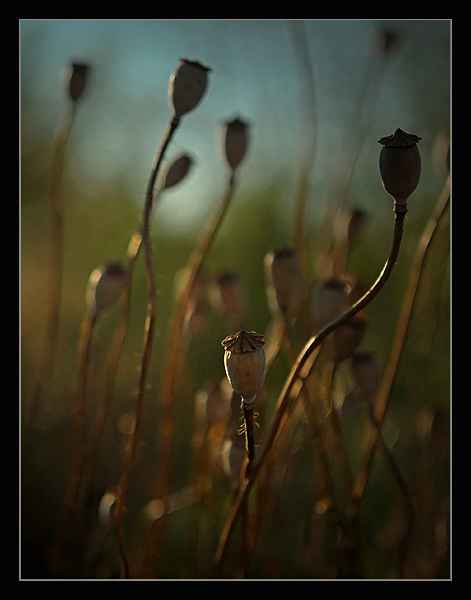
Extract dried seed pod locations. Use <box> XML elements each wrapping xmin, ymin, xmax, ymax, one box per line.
<box><xmin>222</xmin><ymin>117</ymin><xmax>249</xmax><ymax>172</ymax></box>
<box><xmin>209</xmin><ymin>271</ymin><xmax>246</xmax><ymax>328</ymax></box>
<box><xmin>265</xmin><ymin>248</ymin><xmax>304</xmax><ymax>319</ymax></box>
<box><xmin>221</xmin><ymin>330</ymin><xmax>266</xmax><ymax>407</ymax></box>
<box><xmin>169</xmin><ymin>58</ymin><xmax>211</xmax><ymax>119</ymax></box>
<box><xmin>162</xmin><ymin>153</ymin><xmax>193</xmax><ymax>190</ymax></box>
<box><xmin>86</xmin><ymin>261</ymin><xmax>127</xmax><ymax>317</ymax></box>
<box><xmin>327</xmin><ymin>313</ymin><xmax>368</xmax><ymax>364</ymax></box>
<box><xmin>351</xmin><ymin>352</ymin><xmax>380</xmax><ymax>400</ymax></box>
<box><xmin>65</xmin><ymin>62</ymin><xmax>90</xmax><ymax>103</ymax></box>
<box><xmin>379</xmin><ymin>128</ymin><xmax>421</xmax><ymax>205</ymax></box>
<box><xmin>311</xmin><ymin>277</ymin><xmax>352</xmax><ymax>333</ymax></box>
<box><xmin>377</xmin><ymin>28</ymin><xmax>401</xmax><ymax>56</ymax></box>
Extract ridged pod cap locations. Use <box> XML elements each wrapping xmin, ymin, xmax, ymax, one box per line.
<box><xmin>379</xmin><ymin>128</ymin><xmax>421</xmax><ymax>204</ymax></box>
<box><xmin>169</xmin><ymin>58</ymin><xmax>211</xmax><ymax>119</ymax></box>
<box><xmin>221</xmin><ymin>331</ymin><xmax>266</xmax><ymax>406</ymax></box>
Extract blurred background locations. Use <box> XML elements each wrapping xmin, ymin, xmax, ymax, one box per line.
<box><xmin>21</xmin><ymin>19</ymin><xmax>450</xmax><ymax>579</ymax></box>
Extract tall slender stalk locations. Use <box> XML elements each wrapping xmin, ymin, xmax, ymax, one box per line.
<box><xmin>115</xmin><ymin>115</ymin><xmax>180</xmax><ymax>579</ymax></box>
<box><xmin>28</xmin><ymin>105</ymin><xmax>75</xmax><ymax>430</ymax></box>
<box><xmin>350</xmin><ymin>178</ymin><xmax>450</xmax><ymax>571</ymax></box>
<box><xmin>29</xmin><ymin>62</ymin><xmax>91</xmax><ymax>430</ymax></box>
<box><xmin>214</xmin><ymin>202</ymin><xmax>408</xmax><ymax>573</ymax></box>
<box><xmin>287</xmin><ymin>20</ymin><xmax>317</xmax><ymax>278</ymax></box>
<box><xmin>141</xmin><ymin>174</ymin><xmax>238</xmax><ymax>578</ymax></box>
<box><xmin>51</xmin><ymin>310</ymin><xmax>96</xmax><ymax>574</ymax></box>
<box><xmin>156</xmin><ymin>173</ymin><xmax>237</xmax><ymax>494</ymax></box>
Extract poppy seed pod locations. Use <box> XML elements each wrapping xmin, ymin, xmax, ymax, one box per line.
<box><xmin>66</xmin><ymin>62</ymin><xmax>90</xmax><ymax>103</ymax></box>
<box><xmin>377</xmin><ymin>29</ymin><xmax>400</xmax><ymax>56</ymax></box>
<box><xmin>169</xmin><ymin>58</ymin><xmax>211</xmax><ymax>119</ymax></box>
<box><xmin>86</xmin><ymin>261</ymin><xmax>127</xmax><ymax>317</ymax></box>
<box><xmin>351</xmin><ymin>352</ymin><xmax>380</xmax><ymax>400</ymax></box>
<box><xmin>379</xmin><ymin>128</ymin><xmax>421</xmax><ymax>205</ymax></box>
<box><xmin>221</xmin><ymin>330</ymin><xmax>266</xmax><ymax>408</ymax></box>
<box><xmin>223</xmin><ymin>117</ymin><xmax>249</xmax><ymax>172</ymax></box>
<box><xmin>265</xmin><ymin>248</ymin><xmax>304</xmax><ymax>319</ymax></box>
<box><xmin>162</xmin><ymin>154</ymin><xmax>193</xmax><ymax>190</ymax></box>
<box><xmin>327</xmin><ymin>313</ymin><xmax>368</xmax><ymax>364</ymax></box>
<box><xmin>209</xmin><ymin>271</ymin><xmax>246</xmax><ymax>328</ymax></box>
<box><xmin>311</xmin><ymin>277</ymin><xmax>352</xmax><ymax>333</ymax></box>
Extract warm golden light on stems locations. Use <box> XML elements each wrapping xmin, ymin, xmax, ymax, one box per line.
<box><xmin>115</xmin><ymin>115</ymin><xmax>180</xmax><ymax>579</ymax></box>
<box><xmin>29</xmin><ymin>61</ymin><xmax>91</xmax><ymax>431</ymax></box>
<box><xmin>214</xmin><ymin>202</ymin><xmax>409</xmax><ymax>574</ymax></box>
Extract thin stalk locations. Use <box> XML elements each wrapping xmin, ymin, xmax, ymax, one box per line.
<box><xmin>156</xmin><ymin>172</ymin><xmax>237</xmax><ymax>497</ymax></box>
<box><xmin>323</xmin><ymin>362</ymin><xmax>354</xmax><ymax>498</ymax></box>
<box><xmin>350</xmin><ymin>180</ymin><xmax>450</xmax><ymax>574</ymax></box>
<box><xmin>375</xmin><ymin>186</ymin><xmax>449</xmax><ymax>428</ymax></box>
<box><xmin>82</xmin><ymin>223</ymin><xmax>151</xmax><ymax>490</ymax></box>
<box><xmin>141</xmin><ymin>173</ymin><xmax>237</xmax><ymax>579</ymax></box>
<box><xmin>243</xmin><ymin>405</ymin><xmax>256</xmax><ymax>464</ymax></box>
<box><xmin>52</xmin><ymin>310</ymin><xmax>96</xmax><ymax>574</ymax></box>
<box><xmin>363</xmin><ymin>395</ymin><xmax>415</xmax><ymax>577</ymax></box>
<box><xmin>115</xmin><ymin>115</ymin><xmax>180</xmax><ymax>579</ymax></box>
<box><xmin>213</xmin><ymin>202</ymin><xmax>407</xmax><ymax>572</ymax></box>
<box><xmin>28</xmin><ymin>104</ymin><xmax>75</xmax><ymax>430</ymax></box>
<box><xmin>287</xmin><ymin>20</ymin><xmax>317</xmax><ymax>279</ymax></box>
<box><xmin>351</xmin><ymin>183</ymin><xmax>449</xmax><ymax>506</ymax></box>
<box><xmin>56</xmin><ymin>228</ymin><xmax>144</xmax><ymax>571</ymax></box>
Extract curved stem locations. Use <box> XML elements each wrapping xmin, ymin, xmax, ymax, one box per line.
<box><xmin>352</xmin><ymin>185</ymin><xmax>449</xmax><ymax>508</ymax></box>
<box><xmin>349</xmin><ymin>180</ymin><xmax>450</xmax><ymax>576</ymax></box>
<box><xmin>213</xmin><ymin>202</ymin><xmax>407</xmax><ymax>572</ymax></box>
<box><xmin>115</xmin><ymin>116</ymin><xmax>180</xmax><ymax>579</ymax></box>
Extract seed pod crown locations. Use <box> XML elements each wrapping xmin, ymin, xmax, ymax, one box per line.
<box><xmin>379</xmin><ymin>128</ymin><xmax>421</xmax><ymax>205</ymax></box>
<box><xmin>169</xmin><ymin>58</ymin><xmax>211</xmax><ymax>119</ymax></box>
<box><xmin>221</xmin><ymin>330</ymin><xmax>265</xmax><ymax>353</ymax></box>
<box><xmin>222</xmin><ymin>331</ymin><xmax>266</xmax><ymax>406</ymax></box>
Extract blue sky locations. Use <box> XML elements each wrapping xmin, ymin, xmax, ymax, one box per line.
<box><xmin>21</xmin><ymin>19</ymin><xmax>450</xmax><ymax>230</ymax></box>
